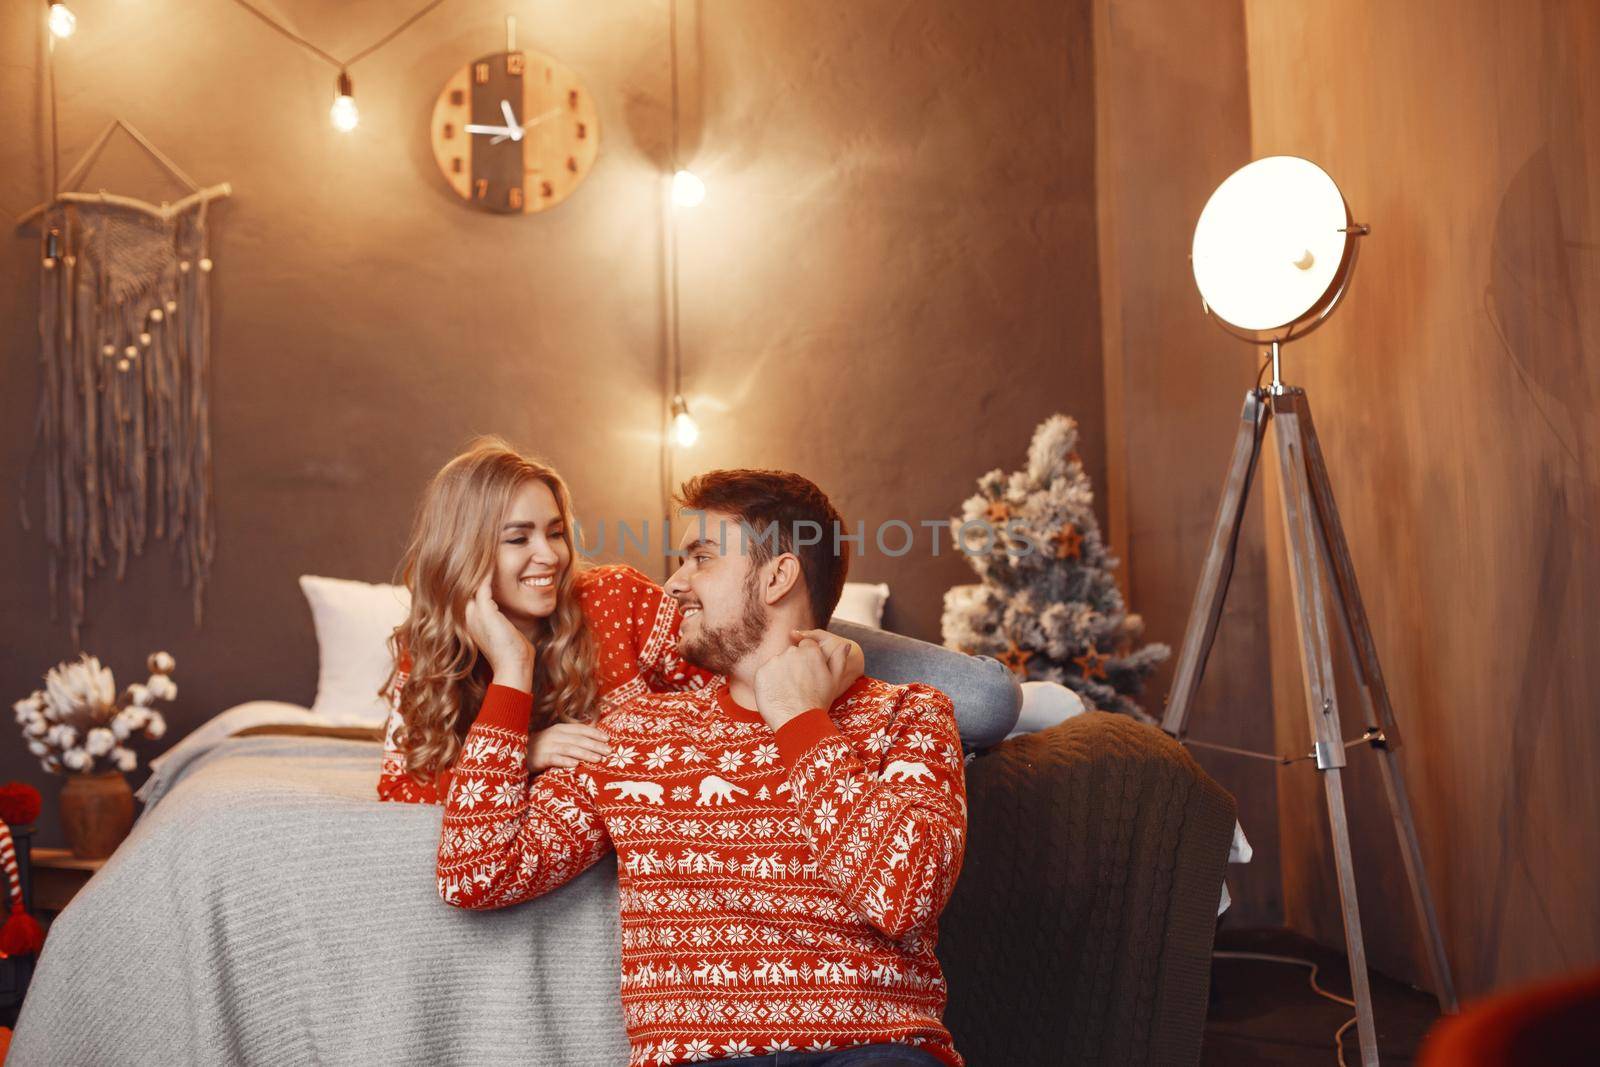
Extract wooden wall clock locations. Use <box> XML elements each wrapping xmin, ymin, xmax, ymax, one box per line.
<box><xmin>430</xmin><ymin>49</ymin><xmax>600</xmax><ymax>214</ymax></box>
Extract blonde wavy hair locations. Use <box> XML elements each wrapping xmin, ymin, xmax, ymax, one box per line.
<box><xmin>384</xmin><ymin>436</ymin><xmax>598</xmax><ymax>783</ymax></box>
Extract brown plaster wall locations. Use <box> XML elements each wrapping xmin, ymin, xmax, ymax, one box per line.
<box><xmin>1093</xmin><ymin>0</ymin><xmax>1279</xmax><ymax>925</ymax></box>
<box><xmin>1</xmin><ymin>1</ymin><xmax>1106</xmax><ymax>846</ymax></box>
<box><xmin>1246</xmin><ymin>0</ymin><xmax>1600</xmax><ymax>995</ymax></box>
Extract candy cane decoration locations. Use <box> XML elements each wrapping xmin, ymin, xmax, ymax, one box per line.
<box><xmin>0</xmin><ymin>819</ymin><xmax>44</xmax><ymax>958</ymax></box>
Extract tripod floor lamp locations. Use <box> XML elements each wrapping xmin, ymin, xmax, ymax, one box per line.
<box><xmin>1166</xmin><ymin>156</ymin><xmax>1458</xmax><ymax>1066</ymax></box>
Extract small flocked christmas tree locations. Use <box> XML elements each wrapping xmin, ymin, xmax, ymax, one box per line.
<box><xmin>941</xmin><ymin>414</ymin><xmax>1170</xmax><ymax>721</ymax></box>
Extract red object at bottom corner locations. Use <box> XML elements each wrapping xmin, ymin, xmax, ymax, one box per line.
<box><xmin>1418</xmin><ymin>966</ymin><xmax>1600</xmax><ymax>1067</ymax></box>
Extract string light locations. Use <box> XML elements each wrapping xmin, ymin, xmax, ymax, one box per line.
<box><xmin>329</xmin><ymin>70</ymin><xmax>359</xmax><ymax>132</ymax></box>
<box><xmin>227</xmin><ymin>0</ymin><xmax>445</xmax><ymax>130</ymax></box>
<box><xmin>660</xmin><ymin>0</ymin><xmax>706</xmax><ymax>570</ymax></box>
<box><xmin>47</xmin><ymin>2</ymin><xmax>76</xmax><ymax>39</ymax></box>
<box><xmin>665</xmin><ymin>1</ymin><xmax>703</xmax><ymax>443</ymax></box>
<box><xmin>671</xmin><ymin>169</ymin><xmax>706</xmax><ymax>208</ymax></box>
<box><xmin>670</xmin><ymin>395</ymin><xmax>700</xmax><ymax>448</ymax></box>
<box><xmin>665</xmin><ymin>0</ymin><xmax>705</xmax><ymax>206</ymax></box>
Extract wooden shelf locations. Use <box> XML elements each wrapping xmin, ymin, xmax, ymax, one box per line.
<box><xmin>29</xmin><ymin>848</ymin><xmax>108</xmax><ymax>912</ymax></box>
<box><xmin>30</xmin><ymin>848</ymin><xmax>108</xmax><ymax>872</ymax></box>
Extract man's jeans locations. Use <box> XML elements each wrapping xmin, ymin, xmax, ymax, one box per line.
<box><xmin>695</xmin><ymin>1043</ymin><xmax>948</xmax><ymax>1067</ymax></box>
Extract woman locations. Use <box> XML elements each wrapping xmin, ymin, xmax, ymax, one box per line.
<box><xmin>377</xmin><ymin>437</ymin><xmax>856</xmax><ymax>804</ymax></box>
<box><xmin>377</xmin><ymin>437</ymin><xmax>718</xmax><ymax>803</ymax></box>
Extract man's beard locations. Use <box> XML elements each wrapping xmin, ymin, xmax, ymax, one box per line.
<box><xmin>679</xmin><ymin>572</ymin><xmax>767</xmax><ymax>676</ymax></box>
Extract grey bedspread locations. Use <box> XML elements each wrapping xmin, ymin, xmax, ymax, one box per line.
<box><xmin>9</xmin><ymin>735</ymin><xmax>631</xmax><ymax>1066</ymax></box>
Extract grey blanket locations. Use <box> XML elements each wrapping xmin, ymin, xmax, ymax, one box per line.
<box><xmin>10</xmin><ymin>735</ymin><xmax>631</xmax><ymax>1066</ymax></box>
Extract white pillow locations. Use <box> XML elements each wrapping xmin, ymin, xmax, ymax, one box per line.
<box><xmin>831</xmin><ymin>582</ymin><xmax>890</xmax><ymax>629</ymax></box>
<box><xmin>298</xmin><ymin>575</ymin><xmax>412</xmax><ymax>725</ymax></box>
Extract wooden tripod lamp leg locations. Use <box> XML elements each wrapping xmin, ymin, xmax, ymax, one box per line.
<box><xmin>1162</xmin><ymin>385</ymin><xmax>1457</xmax><ymax>1059</ymax></box>
<box><xmin>1272</xmin><ymin>397</ymin><xmax>1382</xmax><ymax>1067</ymax></box>
<box><xmin>1163</xmin><ymin>390</ymin><xmax>1269</xmax><ymax>737</ymax></box>
<box><xmin>1291</xmin><ymin>393</ymin><xmax>1461</xmax><ymax>1014</ymax></box>
<box><xmin>1374</xmin><ymin>749</ymin><xmax>1460</xmax><ymax>1012</ymax></box>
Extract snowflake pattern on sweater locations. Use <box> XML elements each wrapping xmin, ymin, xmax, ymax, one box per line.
<box><xmin>377</xmin><ymin>563</ymin><xmax>715</xmax><ymax>804</ymax></box>
<box><xmin>438</xmin><ymin>677</ymin><xmax>967</xmax><ymax>1067</ymax></box>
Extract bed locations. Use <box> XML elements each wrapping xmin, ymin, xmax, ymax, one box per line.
<box><xmin>10</xmin><ymin>719</ymin><xmax>635</xmax><ymax>1065</ymax></box>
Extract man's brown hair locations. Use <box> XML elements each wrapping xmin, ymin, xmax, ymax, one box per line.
<box><xmin>675</xmin><ymin>469</ymin><xmax>848</xmax><ymax>629</ymax></box>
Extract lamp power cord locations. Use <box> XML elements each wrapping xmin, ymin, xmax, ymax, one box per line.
<box><xmin>1213</xmin><ymin>950</ymin><xmax>1360</xmax><ymax>1067</ymax></box>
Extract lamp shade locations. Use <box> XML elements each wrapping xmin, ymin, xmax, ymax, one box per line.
<box><xmin>1191</xmin><ymin>156</ymin><xmax>1360</xmax><ymax>342</ymax></box>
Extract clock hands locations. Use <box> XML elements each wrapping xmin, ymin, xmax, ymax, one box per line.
<box><xmin>465</xmin><ymin>100</ymin><xmax>529</xmax><ymax>144</ymax></box>
<box><xmin>520</xmin><ymin>106</ymin><xmax>563</xmax><ymax>130</ymax></box>
<box><xmin>465</xmin><ymin>100</ymin><xmax>567</xmax><ymax>145</ymax></box>
<box><xmin>489</xmin><ymin>105</ymin><xmax>564</xmax><ymax>144</ymax></box>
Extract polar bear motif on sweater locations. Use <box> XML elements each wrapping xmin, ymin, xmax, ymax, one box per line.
<box><xmin>882</xmin><ymin>759</ymin><xmax>933</xmax><ymax>783</ymax></box>
<box><xmin>696</xmin><ymin>774</ymin><xmax>749</xmax><ymax>806</ymax></box>
<box><xmin>606</xmin><ymin>780</ymin><xmax>665</xmax><ymax>805</ymax></box>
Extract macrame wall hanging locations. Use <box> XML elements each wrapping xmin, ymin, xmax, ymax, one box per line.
<box><xmin>17</xmin><ymin>120</ymin><xmax>232</xmax><ymax>642</ymax></box>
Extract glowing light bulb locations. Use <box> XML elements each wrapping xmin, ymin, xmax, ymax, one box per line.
<box><xmin>671</xmin><ymin>169</ymin><xmax>705</xmax><ymax>208</ymax></box>
<box><xmin>673</xmin><ymin>411</ymin><xmax>700</xmax><ymax>447</ymax></box>
<box><xmin>48</xmin><ymin>3</ymin><xmax>76</xmax><ymax>39</ymax></box>
<box><xmin>670</xmin><ymin>395</ymin><xmax>699</xmax><ymax>447</ymax></box>
<box><xmin>330</xmin><ymin>95</ymin><xmax>359</xmax><ymax>132</ymax></box>
<box><xmin>330</xmin><ymin>71</ymin><xmax>359</xmax><ymax>132</ymax></box>
<box><xmin>672</xmin><ymin>410</ymin><xmax>700</xmax><ymax>447</ymax></box>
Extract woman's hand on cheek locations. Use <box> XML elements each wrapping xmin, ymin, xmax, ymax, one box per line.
<box><xmin>464</xmin><ymin>577</ymin><xmax>536</xmax><ymax>691</ymax></box>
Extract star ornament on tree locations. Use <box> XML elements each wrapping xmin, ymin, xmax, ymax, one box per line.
<box><xmin>1053</xmin><ymin>525</ymin><xmax>1083</xmax><ymax>560</ymax></box>
<box><xmin>997</xmin><ymin>642</ymin><xmax>1033</xmax><ymax>677</ymax></box>
<box><xmin>1073</xmin><ymin>644</ymin><xmax>1110</xmax><ymax>681</ymax></box>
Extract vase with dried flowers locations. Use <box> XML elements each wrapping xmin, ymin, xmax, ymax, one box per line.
<box><xmin>12</xmin><ymin>653</ymin><xmax>175</xmax><ymax>859</ymax></box>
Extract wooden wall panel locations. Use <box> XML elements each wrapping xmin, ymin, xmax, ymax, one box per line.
<box><xmin>1246</xmin><ymin>0</ymin><xmax>1600</xmax><ymax>996</ymax></box>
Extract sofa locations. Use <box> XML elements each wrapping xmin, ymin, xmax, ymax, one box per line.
<box><xmin>939</xmin><ymin>711</ymin><xmax>1236</xmax><ymax>1065</ymax></box>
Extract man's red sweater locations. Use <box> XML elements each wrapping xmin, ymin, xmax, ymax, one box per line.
<box><xmin>437</xmin><ymin>676</ymin><xmax>967</xmax><ymax>1067</ymax></box>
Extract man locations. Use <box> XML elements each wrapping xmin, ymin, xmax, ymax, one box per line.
<box><xmin>438</xmin><ymin>470</ymin><xmax>967</xmax><ymax>1067</ymax></box>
